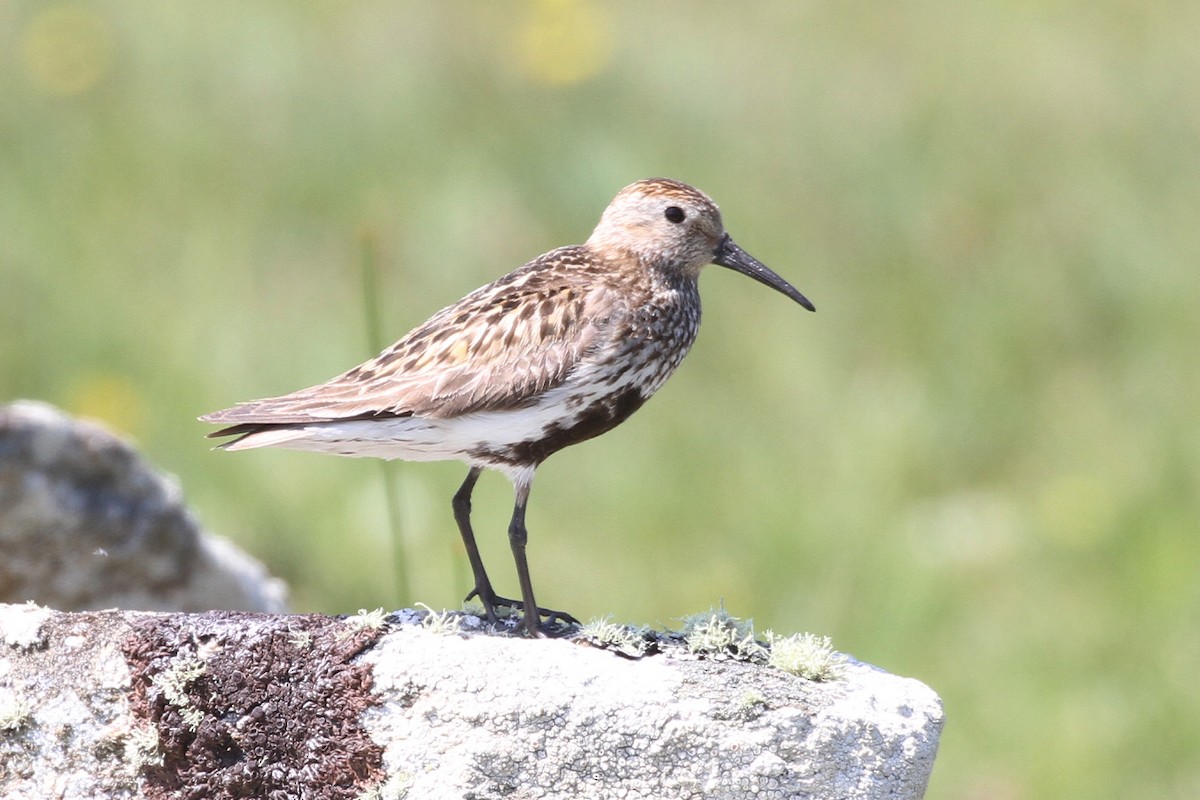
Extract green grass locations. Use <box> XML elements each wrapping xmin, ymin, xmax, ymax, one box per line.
<box><xmin>4</xmin><ymin>2</ymin><xmax>1200</xmax><ymax>797</ymax></box>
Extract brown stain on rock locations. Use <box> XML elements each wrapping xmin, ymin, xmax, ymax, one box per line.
<box><xmin>121</xmin><ymin>611</ymin><xmax>386</xmax><ymax>800</ymax></box>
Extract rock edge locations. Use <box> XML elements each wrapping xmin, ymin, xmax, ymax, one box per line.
<box><xmin>0</xmin><ymin>604</ymin><xmax>942</xmax><ymax>800</ymax></box>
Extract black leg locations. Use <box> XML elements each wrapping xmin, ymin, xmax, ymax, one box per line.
<box><xmin>452</xmin><ymin>467</ymin><xmax>501</xmax><ymax>624</ymax></box>
<box><xmin>506</xmin><ymin>476</ymin><xmax>580</xmax><ymax>637</ymax></box>
<box><xmin>506</xmin><ymin>481</ymin><xmax>541</xmax><ymax>637</ymax></box>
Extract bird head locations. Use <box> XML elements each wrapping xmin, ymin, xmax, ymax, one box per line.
<box><xmin>587</xmin><ymin>178</ymin><xmax>815</xmax><ymax>311</ymax></box>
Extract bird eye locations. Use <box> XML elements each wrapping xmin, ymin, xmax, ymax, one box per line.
<box><xmin>664</xmin><ymin>206</ymin><xmax>686</xmax><ymax>224</ymax></box>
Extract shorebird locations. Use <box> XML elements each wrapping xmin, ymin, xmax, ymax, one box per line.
<box><xmin>202</xmin><ymin>178</ymin><xmax>814</xmax><ymax>636</ymax></box>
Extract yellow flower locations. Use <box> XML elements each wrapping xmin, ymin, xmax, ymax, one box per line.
<box><xmin>513</xmin><ymin>0</ymin><xmax>614</xmax><ymax>87</ymax></box>
<box><xmin>67</xmin><ymin>374</ymin><xmax>143</xmax><ymax>437</ymax></box>
<box><xmin>21</xmin><ymin>4</ymin><xmax>114</xmax><ymax>96</ymax></box>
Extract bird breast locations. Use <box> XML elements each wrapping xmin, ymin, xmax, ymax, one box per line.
<box><xmin>461</xmin><ymin>278</ymin><xmax>702</xmax><ymax>467</ymax></box>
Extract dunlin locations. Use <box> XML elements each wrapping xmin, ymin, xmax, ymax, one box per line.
<box><xmin>202</xmin><ymin>178</ymin><xmax>815</xmax><ymax>636</ymax></box>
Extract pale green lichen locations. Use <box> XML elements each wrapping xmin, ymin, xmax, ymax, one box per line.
<box><xmin>765</xmin><ymin>631</ymin><xmax>847</xmax><ymax>682</ymax></box>
<box><xmin>578</xmin><ymin>617</ymin><xmax>648</xmax><ymax>656</ymax></box>
<box><xmin>123</xmin><ymin>723</ymin><xmax>164</xmax><ymax>770</ymax></box>
<box><xmin>461</xmin><ymin>600</ymin><xmax>487</xmax><ymax>619</ymax></box>
<box><xmin>151</xmin><ymin>655</ymin><xmax>206</xmax><ymax>731</ymax></box>
<box><xmin>677</xmin><ymin>607</ymin><xmax>845</xmax><ymax>679</ymax></box>
<box><xmin>338</xmin><ymin>607</ymin><xmax>389</xmax><ymax>641</ymax></box>
<box><xmin>349</xmin><ymin>607</ymin><xmax>389</xmax><ymax>630</ymax></box>
<box><xmin>739</xmin><ymin>688</ymin><xmax>767</xmax><ymax>709</ymax></box>
<box><xmin>286</xmin><ymin>627</ymin><xmax>313</xmax><ymax>650</ymax></box>
<box><xmin>680</xmin><ymin>606</ymin><xmax>768</xmax><ymax>663</ymax></box>
<box><xmin>460</xmin><ymin>602</ymin><xmax>525</xmax><ymax>624</ymax></box>
<box><xmin>416</xmin><ymin>603</ymin><xmax>462</xmax><ymax>636</ymax></box>
<box><xmin>0</xmin><ymin>688</ymin><xmax>31</xmax><ymax>732</ymax></box>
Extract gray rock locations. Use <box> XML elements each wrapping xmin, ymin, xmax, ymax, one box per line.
<box><xmin>0</xmin><ymin>402</ymin><xmax>944</xmax><ymax>798</ymax></box>
<box><xmin>0</xmin><ymin>401</ymin><xmax>286</xmax><ymax>612</ymax></box>
<box><xmin>0</xmin><ymin>604</ymin><xmax>943</xmax><ymax>799</ymax></box>
<box><xmin>363</xmin><ymin>622</ymin><xmax>944</xmax><ymax>800</ymax></box>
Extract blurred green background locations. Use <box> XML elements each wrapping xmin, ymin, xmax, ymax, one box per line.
<box><xmin>3</xmin><ymin>1</ymin><xmax>1198</xmax><ymax>797</ymax></box>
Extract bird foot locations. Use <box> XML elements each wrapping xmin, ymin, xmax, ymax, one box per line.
<box><xmin>463</xmin><ymin>588</ymin><xmax>580</xmax><ymax>633</ymax></box>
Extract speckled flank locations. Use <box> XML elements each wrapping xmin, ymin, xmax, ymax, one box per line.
<box><xmin>121</xmin><ymin>611</ymin><xmax>385</xmax><ymax>800</ymax></box>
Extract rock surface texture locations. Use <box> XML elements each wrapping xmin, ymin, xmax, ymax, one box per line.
<box><xmin>0</xmin><ymin>604</ymin><xmax>943</xmax><ymax>800</ymax></box>
<box><xmin>0</xmin><ymin>401</ymin><xmax>285</xmax><ymax>612</ymax></box>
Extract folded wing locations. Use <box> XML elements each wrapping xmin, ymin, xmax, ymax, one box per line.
<box><xmin>201</xmin><ymin>249</ymin><xmax>627</xmax><ymax>436</ymax></box>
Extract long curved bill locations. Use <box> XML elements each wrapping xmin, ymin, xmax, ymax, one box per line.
<box><xmin>712</xmin><ymin>233</ymin><xmax>815</xmax><ymax>312</ymax></box>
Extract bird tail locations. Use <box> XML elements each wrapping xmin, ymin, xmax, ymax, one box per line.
<box><xmin>205</xmin><ymin>423</ymin><xmax>313</xmax><ymax>451</ymax></box>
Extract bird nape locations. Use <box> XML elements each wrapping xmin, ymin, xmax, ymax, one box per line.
<box><xmin>201</xmin><ymin>177</ymin><xmax>815</xmax><ymax>637</ymax></box>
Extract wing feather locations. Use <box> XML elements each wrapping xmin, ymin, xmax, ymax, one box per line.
<box><xmin>201</xmin><ymin>247</ymin><xmax>629</xmax><ymax>433</ymax></box>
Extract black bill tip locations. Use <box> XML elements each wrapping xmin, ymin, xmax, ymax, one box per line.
<box><xmin>712</xmin><ymin>234</ymin><xmax>815</xmax><ymax>312</ymax></box>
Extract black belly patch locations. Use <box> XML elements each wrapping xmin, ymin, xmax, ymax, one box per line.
<box><xmin>473</xmin><ymin>386</ymin><xmax>647</xmax><ymax>467</ymax></box>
